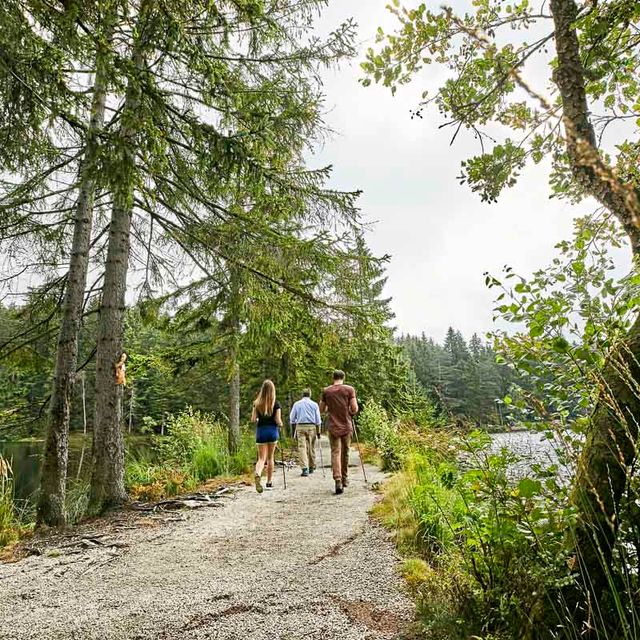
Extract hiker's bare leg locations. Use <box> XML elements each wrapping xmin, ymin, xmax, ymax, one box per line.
<box><xmin>255</xmin><ymin>444</ymin><xmax>268</xmax><ymax>477</ymax></box>
<box><xmin>266</xmin><ymin>442</ymin><xmax>277</xmax><ymax>483</ymax></box>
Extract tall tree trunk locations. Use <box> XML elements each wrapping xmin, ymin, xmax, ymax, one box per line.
<box><xmin>227</xmin><ymin>266</ymin><xmax>242</xmax><ymax>454</ymax></box>
<box><xmin>572</xmin><ymin>314</ymin><xmax>640</xmax><ymax>587</ymax></box>
<box><xmin>550</xmin><ymin>0</ymin><xmax>640</xmax><ymax>596</ymax></box>
<box><xmin>89</xmin><ymin>31</ymin><xmax>149</xmax><ymax>514</ymax></box>
<box><xmin>36</xmin><ymin>39</ymin><xmax>110</xmax><ymax>527</ymax></box>
<box><xmin>228</xmin><ymin>356</ymin><xmax>240</xmax><ymax>454</ymax></box>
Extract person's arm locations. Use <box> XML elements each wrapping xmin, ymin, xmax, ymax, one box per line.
<box><xmin>349</xmin><ymin>391</ymin><xmax>359</xmax><ymax>416</ymax></box>
<box><xmin>289</xmin><ymin>403</ymin><xmax>297</xmax><ymax>429</ymax></box>
<box><xmin>319</xmin><ymin>392</ymin><xmax>327</xmax><ymax>414</ymax></box>
<box><xmin>315</xmin><ymin>403</ymin><xmax>322</xmax><ymax>437</ymax></box>
<box><xmin>251</xmin><ymin>405</ymin><xmax>257</xmax><ymax>422</ymax></box>
<box><xmin>274</xmin><ymin>408</ymin><xmax>283</xmax><ymax>428</ymax></box>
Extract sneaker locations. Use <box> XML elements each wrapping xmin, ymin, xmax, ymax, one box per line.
<box><xmin>342</xmin><ymin>477</ymin><xmax>349</xmax><ymax>488</ymax></box>
<box><xmin>301</xmin><ymin>468</ymin><xmax>309</xmax><ymax>477</ymax></box>
<box><xmin>309</xmin><ymin>467</ymin><xmax>315</xmax><ymax>474</ymax></box>
<box><xmin>254</xmin><ymin>474</ymin><xmax>263</xmax><ymax>494</ymax></box>
<box><xmin>335</xmin><ymin>481</ymin><xmax>343</xmax><ymax>495</ymax></box>
<box><xmin>266</xmin><ymin>482</ymin><xmax>273</xmax><ymax>489</ymax></box>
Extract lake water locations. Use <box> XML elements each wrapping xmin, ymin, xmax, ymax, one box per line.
<box><xmin>489</xmin><ymin>429</ymin><xmax>574</xmax><ymax>481</ymax></box>
<box><xmin>0</xmin><ymin>435</ymin><xmax>151</xmax><ymax>512</ymax></box>
<box><xmin>491</xmin><ymin>429</ymin><xmax>558</xmax><ymax>461</ymax></box>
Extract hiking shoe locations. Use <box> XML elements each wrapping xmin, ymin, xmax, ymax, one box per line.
<box><xmin>301</xmin><ymin>468</ymin><xmax>309</xmax><ymax>477</ymax></box>
<box><xmin>266</xmin><ymin>482</ymin><xmax>273</xmax><ymax>489</ymax></box>
<box><xmin>254</xmin><ymin>474</ymin><xmax>264</xmax><ymax>494</ymax></box>
<box><xmin>309</xmin><ymin>467</ymin><xmax>315</xmax><ymax>474</ymax></box>
<box><xmin>335</xmin><ymin>481</ymin><xmax>343</xmax><ymax>495</ymax></box>
<box><xmin>342</xmin><ymin>477</ymin><xmax>349</xmax><ymax>488</ymax></box>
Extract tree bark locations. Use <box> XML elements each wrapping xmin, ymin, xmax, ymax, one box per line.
<box><xmin>572</xmin><ymin>313</ymin><xmax>640</xmax><ymax>584</ymax></box>
<box><xmin>550</xmin><ymin>0</ymin><xmax>640</xmax><ymax>252</ymax></box>
<box><xmin>228</xmin><ymin>357</ymin><xmax>240</xmax><ymax>454</ymax></box>
<box><xmin>227</xmin><ymin>266</ymin><xmax>242</xmax><ymax>455</ymax></box>
<box><xmin>550</xmin><ymin>0</ymin><xmax>640</xmax><ymax>595</ymax></box>
<box><xmin>89</xmin><ymin>28</ymin><xmax>149</xmax><ymax>513</ymax></box>
<box><xmin>36</xmin><ymin>36</ymin><xmax>110</xmax><ymax>527</ymax></box>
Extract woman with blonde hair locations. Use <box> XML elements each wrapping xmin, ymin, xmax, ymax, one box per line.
<box><xmin>251</xmin><ymin>379</ymin><xmax>282</xmax><ymax>493</ymax></box>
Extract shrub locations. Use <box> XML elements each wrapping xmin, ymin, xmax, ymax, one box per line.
<box><xmin>358</xmin><ymin>400</ymin><xmax>404</xmax><ymax>469</ymax></box>
<box><xmin>125</xmin><ymin>408</ymin><xmax>255</xmax><ymax>500</ymax></box>
<box><xmin>376</xmin><ymin>431</ymin><xmax>583</xmax><ymax>639</ymax></box>
<box><xmin>0</xmin><ymin>456</ymin><xmax>32</xmax><ymax>548</ymax></box>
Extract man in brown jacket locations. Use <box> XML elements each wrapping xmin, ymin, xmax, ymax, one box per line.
<box><xmin>320</xmin><ymin>370</ymin><xmax>358</xmax><ymax>495</ymax></box>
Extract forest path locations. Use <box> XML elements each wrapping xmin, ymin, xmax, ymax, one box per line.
<box><xmin>1</xmin><ymin>441</ymin><xmax>414</xmax><ymax>640</ymax></box>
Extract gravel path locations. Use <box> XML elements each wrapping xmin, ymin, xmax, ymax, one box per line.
<box><xmin>0</xmin><ymin>442</ymin><xmax>414</xmax><ymax>639</ymax></box>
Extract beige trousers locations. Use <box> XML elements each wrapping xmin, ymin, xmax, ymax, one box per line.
<box><xmin>328</xmin><ymin>432</ymin><xmax>351</xmax><ymax>483</ymax></box>
<box><xmin>296</xmin><ymin>424</ymin><xmax>317</xmax><ymax>469</ymax></box>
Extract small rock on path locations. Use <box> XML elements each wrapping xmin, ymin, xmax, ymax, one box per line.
<box><xmin>0</xmin><ymin>442</ymin><xmax>414</xmax><ymax>639</ymax></box>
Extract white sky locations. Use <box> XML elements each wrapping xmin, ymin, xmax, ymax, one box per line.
<box><xmin>311</xmin><ymin>1</ymin><xmax>632</xmax><ymax>342</ymax></box>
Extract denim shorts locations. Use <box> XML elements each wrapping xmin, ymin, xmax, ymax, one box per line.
<box><xmin>256</xmin><ymin>425</ymin><xmax>279</xmax><ymax>444</ymax></box>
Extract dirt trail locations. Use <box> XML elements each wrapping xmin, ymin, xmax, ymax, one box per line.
<box><xmin>0</xmin><ymin>442</ymin><xmax>414</xmax><ymax>639</ymax></box>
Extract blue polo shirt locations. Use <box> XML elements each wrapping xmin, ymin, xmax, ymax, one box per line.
<box><xmin>289</xmin><ymin>397</ymin><xmax>321</xmax><ymax>426</ymax></box>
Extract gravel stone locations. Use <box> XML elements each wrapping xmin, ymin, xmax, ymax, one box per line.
<box><xmin>0</xmin><ymin>443</ymin><xmax>414</xmax><ymax>639</ymax></box>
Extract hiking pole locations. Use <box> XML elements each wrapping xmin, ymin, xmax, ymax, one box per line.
<box><xmin>317</xmin><ymin>430</ymin><xmax>326</xmax><ymax>478</ymax></box>
<box><xmin>352</xmin><ymin>420</ymin><xmax>368</xmax><ymax>485</ymax></box>
<box><xmin>280</xmin><ymin>442</ymin><xmax>287</xmax><ymax>490</ymax></box>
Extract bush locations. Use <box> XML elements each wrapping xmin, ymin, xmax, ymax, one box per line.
<box><xmin>358</xmin><ymin>400</ymin><xmax>403</xmax><ymax>470</ymax></box>
<box><xmin>0</xmin><ymin>456</ymin><xmax>32</xmax><ymax>549</ymax></box>
<box><xmin>125</xmin><ymin>408</ymin><xmax>255</xmax><ymax>500</ymax></box>
<box><xmin>376</xmin><ymin>431</ymin><xmax>583</xmax><ymax>639</ymax></box>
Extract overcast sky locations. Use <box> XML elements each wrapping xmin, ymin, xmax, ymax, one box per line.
<box><xmin>311</xmin><ymin>1</ymin><xmax>631</xmax><ymax>343</ymax></box>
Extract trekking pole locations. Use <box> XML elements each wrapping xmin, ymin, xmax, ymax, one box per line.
<box><xmin>352</xmin><ymin>420</ymin><xmax>368</xmax><ymax>485</ymax></box>
<box><xmin>280</xmin><ymin>441</ymin><xmax>287</xmax><ymax>490</ymax></box>
<box><xmin>317</xmin><ymin>430</ymin><xmax>326</xmax><ymax>478</ymax></box>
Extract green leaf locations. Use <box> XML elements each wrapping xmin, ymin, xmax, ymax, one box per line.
<box><xmin>517</xmin><ymin>477</ymin><xmax>542</xmax><ymax>498</ymax></box>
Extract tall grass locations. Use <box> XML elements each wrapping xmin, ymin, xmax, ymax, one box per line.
<box><xmin>374</xmin><ymin>424</ymin><xmax>640</xmax><ymax>640</ymax></box>
<box><xmin>125</xmin><ymin>409</ymin><xmax>255</xmax><ymax>501</ymax></box>
<box><xmin>0</xmin><ymin>455</ymin><xmax>29</xmax><ymax>548</ymax></box>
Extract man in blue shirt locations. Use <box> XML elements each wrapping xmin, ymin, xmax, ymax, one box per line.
<box><xmin>289</xmin><ymin>389</ymin><xmax>321</xmax><ymax>477</ymax></box>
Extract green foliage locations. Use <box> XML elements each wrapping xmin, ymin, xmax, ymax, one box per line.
<box><xmin>399</xmin><ymin>329</ymin><xmax>516</xmax><ymax>426</ymax></box>
<box><xmin>378</xmin><ymin>431</ymin><xmax>578</xmax><ymax>639</ymax></box>
<box><xmin>488</xmin><ymin>214</ymin><xmax>634</xmax><ymax>435</ymax></box>
<box><xmin>358</xmin><ymin>401</ymin><xmax>402</xmax><ymax>470</ymax></box>
<box><xmin>125</xmin><ymin>408</ymin><xmax>255</xmax><ymax>501</ymax></box>
<box><xmin>152</xmin><ymin>408</ymin><xmax>213</xmax><ymax>465</ymax></box>
<box><xmin>0</xmin><ymin>456</ymin><xmax>32</xmax><ymax>548</ymax></box>
<box><xmin>65</xmin><ymin>479</ymin><xmax>90</xmax><ymax>525</ymax></box>
<box><xmin>408</xmin><ymin>453</ymin><xmax>466</xmax><ymax>556</ymax></box>
<box><xmin>0</xmin><ymin>458</ymin><xmax>18</xmax><ymax>547</ymax></box>
<box><xmin>377</xmin><ymin>217</ymin><xmax>640</xmax><ymax>639</ymax></box>
<box><xmin>362</xmin><ymin>0</ymin><xmax>640</xmax><ymax>207</ymax></box>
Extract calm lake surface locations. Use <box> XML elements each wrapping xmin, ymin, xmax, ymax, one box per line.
<box><xmin>0</xmin><ymin>435</ymin><xmax>151</xmax><ymax>511</ymax></box>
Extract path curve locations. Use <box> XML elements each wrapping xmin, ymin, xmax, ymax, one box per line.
<box><xmin>1</xmin><ymin>442</ymin><xmax>414</xmax><ymax>639</ymax></box>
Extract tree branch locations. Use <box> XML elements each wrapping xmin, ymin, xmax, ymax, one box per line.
<box><xmin>550</xmin><ymin>0</ymin><xmax>640</xmax><ymax>254</ymax></box>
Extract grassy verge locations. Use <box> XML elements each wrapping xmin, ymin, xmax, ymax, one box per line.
<box><xmin>365</xmin><ymin>397</ymin><xmax>640</xmax><ymax>640</ymax></box>
<box><xmin>0</xmin><ymin>456</ymin><xmax>34</xmax><ymax>551</ymax></box>
<box><xmin>125</xmin><ymin>408</ymin><xmax>256</xmax><ymax>501</ymax></box>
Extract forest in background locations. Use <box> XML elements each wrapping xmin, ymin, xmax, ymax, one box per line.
<box><xmin>1</xmin><ymin>290</ymin><xmax>516</xmax><ymax>440</ymax></box>
<box><xmin>0</xmin><ymin>244</ymin><xmax>420</xmax><ymax>442</ymax></box>
<box><xmin>2</xmin><ymin>1</ymin><xmax>640</xmax><ymax>639</ymax></box>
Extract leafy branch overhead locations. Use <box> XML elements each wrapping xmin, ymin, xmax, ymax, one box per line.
<box><xmin>362</xmin><ymin>0</ymin><xmax>640</xmax><ymax>249</ymax></box>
